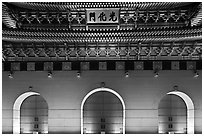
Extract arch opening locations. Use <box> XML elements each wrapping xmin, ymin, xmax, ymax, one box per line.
<box><xmin>81</xmin><ymin>87</ymin><xmax>125</xmax><ymax>134</ymax></box>
<box><xmin>20</xmin><ymin>95</ymin><xmax>48</xmax><ymax>134</ymax></box>
<box><xmin>158</xmin><ymin>94</ymin><xmax>187</xmax><ymax>134</ymax></box>
<box><xmin>13</xmin><ymin>92</ymin><xmax>48</xmax><ymax>134</ymax></box>
<box><xmin>158</xmin><ymin>91</ymin><xmax>194</xmax><ymax>134</ymax></box>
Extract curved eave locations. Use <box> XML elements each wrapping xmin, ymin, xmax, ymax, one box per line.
<box><xmin>9</xmin><ymin>2</ymin><xmax>194</xmax><ymax>11</ymax></box>
<box><xmin>3</xmin><ymin>36</ymin><xmax>201</xmax><ymax>42</ymax></box>
<box><xmin>2</xmin><ymin>27</ymin><xmax>201</xmax><ymax>37</ymax></box>
<box><xmin>2</xmin><ymin>3</ymin><xmax>17</xmax><ymax>29</ymax></box>
<box><xmin>191</xmin><ymin>3</ymin><xmax>202</xmax><ymax>26</ymax></box>
<box><xmin>2</xmin><ymin>33</ymin><xmax>201</xmax><ymax>43</ymax></box>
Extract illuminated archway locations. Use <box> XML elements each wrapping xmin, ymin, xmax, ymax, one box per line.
<box><xmin>167</xmin><ymin>91</ymin><xmax>194</xmax><ymax>134</ymax></box>
<box><xmin>158</xmin><ymin>90</ymin><xmax>194</xmax><ymax>134</ymax></box>
<box><xmin>20</xmin><ymin>95</ymin><xmax>48</xmax><ymax>133</ymax></box>
<box><xmin>81</xmin><ymin>87</ymin><xmax>125</xmax><ymax>134</ymax></box>
<box><xmin>13</xmin><ymin>92</ymin><xmax>45</xmax><ymax>134</ymax></box>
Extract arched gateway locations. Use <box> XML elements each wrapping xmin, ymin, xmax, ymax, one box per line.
<box><xmin>13</xmin><ymin>92</ymin><xmax>48</xmax><ymax>134</ymax></box>
<box><xmin>158</xmin><ymin>90</ymin><xmax>194</xmax><ymax>134</ymax></box>
<box><xmin>81</xmin><ymin>87</ymin><xmax>125</xmax><ymax>134</ymax></box>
